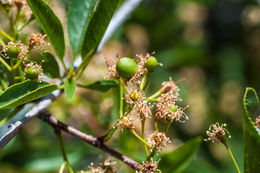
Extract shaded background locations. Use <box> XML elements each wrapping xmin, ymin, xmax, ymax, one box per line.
<box><xmin>1</xmin><ymin>0</ymin><xmax>260</xmax><ymax>172</ymax></box>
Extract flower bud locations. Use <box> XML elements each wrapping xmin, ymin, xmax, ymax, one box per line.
<box><xmin>6</xmin><ymin>46</ymin><xmax>21</xmax><ymax>59</ymax></box>
<box><xmin>116</xmin><ymin>57</ymin><xmax>138</xmax><ymax>79</ymax></box>
<box><xmin>145</xmin><ymin>56</ymin><xmax>157</xmax><ymax>72</ymax></box>
<box><xmin>130</xmin><ymin>92</ymin><xmax>139</xmax><ymax>101</ymax></box>
<box><xmin>26</xmin><ymin>67</ymin><xmax>39</xmax><ymax>80</ymax></box>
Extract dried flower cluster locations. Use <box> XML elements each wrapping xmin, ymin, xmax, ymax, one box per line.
<box><xmin>147</xmin><ymin>131</ymin><xmax>170</xmax><ymax>151</ymax></box>
<box><xmin>137</xmin><ymin>160</ymin><xmax>161</xmax><ymax>173</ymax></box>
<box><xmin>1</xmin><ymin>41</ymin><xmax>28</xmax><ymax>59</ymax></box>
<box><xmin>204</xmin><ymin>122</ymin><xmax>231</xmax><ymax>143</ymax></box>
<box><xmin>86</xmin><ymin>158</ymin><xmax>117</xmax><ymax>173</ymax></box>
<box><xmin>28</xmin><ymin>32</ymin><xmax>47</xmax><ymax>48</ymax></box>
<box><xmin>117</xmin><ymin>116</ymin><xmax>134</xmax><ymax>130</ymax></box>
<box><xmin>155</xmin><ymin>78</ymin><xmax>188</xmax><ymax>122</ymax></box>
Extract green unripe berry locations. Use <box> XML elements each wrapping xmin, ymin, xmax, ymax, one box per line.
<box><xmin>26</xmin><ymin>67</ymin><xmax>39</xmax><ymax>80</ymax></box>
<box><xmin>6</xmin><ymin>46</ymin><xmax>21</xmax><ymax>58</ymax></box>
<box><xmin>116</xmin><ymin>57</ymin><xmax>138</xmax><ymax>79</ymax></box>
<box><xmin>170</xmin><ymin>104</ymin><xmax>178</xmax><ymax>112</ymax></box>
<box><xmin>145</xmin><ymin>56</ymin><xmax>157</xmax><ymax>72</ymax></box>
<box><xmin>130</xmin><ymin>92</ymin><xmax>139</xmax><ymax>101</ymax></box>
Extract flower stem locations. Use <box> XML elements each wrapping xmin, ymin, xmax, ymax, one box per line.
<box><xmin>55</xmin><ymin>129</ymin><xmax>74</xmax><ymax>173</ymax></box>
<box><xmin>148</xmin><ymin>89</ymin><xmax>161</xmax><ymax>99</ymax></box>
<box><xmin>130</xmin><ymin>129</ymin><xmax>152</xmax><ymax>148</ymax></box>
<box><xmin>223</xmin><ymin>141</ymin><xmax>241</xmax><ymax>173</ymax></box>
<box><xmin>101</xmin><ymin>125</ymin><xmax>118</xmax><ymax>142</ymax></box>
<box><xmin>154</xmin><ymin>121</ymin><xmax>159</xmax><ymax>132</ymax></box>
<box><xmin>141</xmin><ymin>120</ymin><xmax>149</xmax><ymax>156</ymax></box>
<box><xmin>164</xmin><ymin>121</ymin><xmax>172</xmax><ymax>133</ymax></box>
<box><xmin>146</xmin><ymin>148</ymin><xmax>156</xmax><ymax>161</ymax></box>
<box><xmin>119</xmin><ymin>77</ymin><xmax>124</xmax><ymax>117</ymax></box>
<box><xmin>0</xmin><ymin>56</ymin><xmax>12</xmax><ymax>71</ymax></box>
<box><xmin>142</xmin><ymin>72</ymin><xmax>152</xmax><ymax>90</ymax></box>
<box><xmin>0</xmin><ymin>28</ymin><xmax>14</xmax><ymax>41</ymax></box>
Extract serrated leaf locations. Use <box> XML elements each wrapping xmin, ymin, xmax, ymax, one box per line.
<box><xmin>159</xmin><ymin>136</ymin><xmax>202</xmax><ymax>173</ymax></box>
<box><xmin>0</xmin><ymin>80</ymin><xmax>58</xmax><ymax>110</ymax></box>
<box><xmin>67</xmin><ymin>0</ymin><xmax>96</xmax><ymax>57</ymax></box>
<box><xmin>41</xmin><ymin>51</ymin><xmax>60</xmax><ymax>78</ymax></box>
<box><xmin>243</xmin><ymin>87</ymin><xmax>260</xmax><ymax>173</ymax></box>
<box><xmin>26</xmin><ymin>0</ymin><xmax>65</xmax><ymax>60</ymax></box>
<box><xmin>65</xmin><ymin>78</ymin><xmax>76</xmax><ymax>101</ymax></box>
<box><xmin>78</xmin><ymin>79</ymin><xmax>118</xmax><ymax>92</ymax></box>
<box><xmin>81</xmin><ymin>0</ymin><xmax>120</xmax><ymax>58</ymax></box>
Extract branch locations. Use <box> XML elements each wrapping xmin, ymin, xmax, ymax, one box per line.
<box><xmin>38</xmin><ymin>111</ymin><xmax>141</xmax><ymax>170</ymax></box>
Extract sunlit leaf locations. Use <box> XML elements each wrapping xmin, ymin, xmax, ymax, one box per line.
<box><xmin>27</xmin><ymin>0</ymin><xmax>65</xmax><ymax>60</ymax></box>
<box><xmin>78</xmin><ymin>79</ymin><xmax>118</xmax><ymax>92</ymax></box>
<box><xmin>243</xmin><ymin>87</ymin><xmax>260</xmax><ymax>173</ymax></box>
<box><xmin>0</xmin><ymin>80</ymin><xmax>58</xmax><ymax>110</ymax></box>
<box><xmin>65</xmin><ymin>78</ymin><xmax>76</xmax><ymax>101</ymax></box>
<box><xmin>159</xmin><ymin>136</ymin><xmax>202</xmax><ymax>173</ymax></box>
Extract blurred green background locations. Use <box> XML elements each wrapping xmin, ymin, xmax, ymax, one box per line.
<box><xmin>1</xmin><ymin>0</ymin><xmax>260</xmax><ymax>172</ymax></box>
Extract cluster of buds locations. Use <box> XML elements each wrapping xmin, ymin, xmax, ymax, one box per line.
<box><xmin>147</xmin><ymin>131</ymin><xmax>171</xmax><ymax>151</ymax></box>
<box><xmin>85</xmin><ymin>158</ymin><xmax>117</xmax><ymax>173</ymax></box>
<box><xmin>204</xmin><ymin>122</ymin><xmax>231</xmax><ymax>143</ymax></box>
<box><xmin>28</xmin><ymin>32</ymin><xmax>47</xmax><ymax>49</ymax></box>
<box><xmin>117</xmin><ymin>116</ymin><xmax>134</xmax><ymax>130</ymax></box>
<box><xmin>1</xmin><ymin>41</ymin><xmax>28</xmax><ymax>60</ymax></box>
<box><xmin>136</xmin><ymin>160</ymin><xmax>161</xmax><ymax>173</ymax></box>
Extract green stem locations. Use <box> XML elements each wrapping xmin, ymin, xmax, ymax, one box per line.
<box><xmin>146</xmin><ymin>148</ymin><xmax>156</xmax><ymax>161</ymax></box>
<box><xmin>16</xmin><ymin>17</ymin><xmax>34</xmax><ymax>33</ymax></box>
<box><xmin>154</xmin><ymin>121</ymin><xmax>159</xmax><ymax>132</ymax></box>
<box><xmin>0</xmin><ymin>29</ymin><xmax>14</xmax><ymax>41</ymax></box>
<box><xmin>144</xmin><ymin>98</ymin><xmax>158</xmax><ymax>102</ymax></box>
<box><xmin>141</xmin><ymin>120</ymin><xmax>149</xmax><ymax>156</ymax></box>
<box><xmin>164</xmin><ymin>121</ymin><xmax>172</xmax><ymax>133</ymax></box>
<box><xmin>148</xmin><ymin>89</ymin><xmax>161</xmax><ymax>99</ymax></box>
<box><xmin>142</xmin><ymin>72</ymin><xmax>152</xmax><ymax>91</ymax></box>
<box><xmin>13</xmin><ymin>58</ymin><xmax>23</xmax><ymax>70</ymax></box>
<box><xmin>130</xmin><ymin>129</ymin><xmax>152</xmax><ymax>148</ymax></box>
<box><xmin>119</xmin><ymin>77</ymin><xmax>124</xmax><ymax>117</ymax></box>
<box><xmin>223</xmin><ymin>141</ymin><xmax>240</xmax><ymax>173</ymax></box>
<box><xmin>0</xmin><ymin>56</ymin><xmax>12</xmax><ymax>71</ymax></box>
<box><xmin>102</xmin><ymin>126</ymin><xmax>118</xmax><ymax>142</ymax></box>
<box><xmin>55</xmin><ymin>130</ymin><xmax>74</xmax><ymax>173</ymax></box>
<box><xmin>140</xmin><ymin>71</ymin><xmax>147</xmax><ymax>89</ymax></box>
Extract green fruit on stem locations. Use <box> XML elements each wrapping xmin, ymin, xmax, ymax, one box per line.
<box><xmin>6</xmin><ymin>46</ymin><xmax>21</xmax><ymax>58</ymax></box>
<box><xmin>116</xmin><ymin>57</ymin><xmax>138</xmax><ymax>79</ymax></box>
<box><xmin>170</xmin><ymin>104</ymin><xmax>177</xmax><ymax>112</ymax></box>
<box><xmin>130</xmin><ymin>92</ymin><xmax>139</xmax><ymax>101</ymax></box>
<box><xmin>26</xmin><ymin>67</ymin><xmax>39</xmax><ymax>80</ymax></box>
<box><xmin>145</xmin><ymin>56</ymin><xmax>157</xmax><ymax>72</ymax></box>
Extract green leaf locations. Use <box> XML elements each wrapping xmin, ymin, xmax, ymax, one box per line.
<box><xmin>81</xmin><ymin>0</ymin><xmax>120</xmax><ymax>58</ymax></box>
<box><xmin>67</xmin><ymin>0</ymin><xmax>96</xmax><ymax>57</ymax></box>
<box><xmin>0</xmin><ymin>80</ymin><xmax>58</xmax><ymax>110</ymax></box>
<box><xmin>159</xmin><ymin>136</ymin><xmax>202</xmax><ymax>173</ymax></box>
<box><xmin>26</xmin><ymin>0</ymin><xmax>65</xmax><ymax>60</ymax></box>
<box><xmin>78</xmin><ymin>79</ymin><xmax>118</xmax><ymax>92</ymax></box>
<box><xmin>243</xmin><ymin>87</ymin><xmax>260</xmax><ymax>173</ymax></box>
<box><xmin>41</xmin><ymin>51</ymin><xmax>60</xmax><ymax>78</ymax></box>
<box><xmin>65</xmin><ymin>78</ymin><xmax>76</xmax><ymax>101</ymax></box>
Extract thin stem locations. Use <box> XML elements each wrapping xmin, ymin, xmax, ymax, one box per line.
<box><xmin>154</xmin><ymin>121</ymin><xmax>159</xmax><ymax>132</ymax></box>
<box><xmin>119</xmin><ymin>77</ymin><xmax>124</xmax><ymax>117</ymax></box>
<box><xmin>55</xmin><ymin>129</ymin><xmax>74</xmax><ymax>173</ymax></box>
<box><xmin>146</xmin><ymin>148</ymin><xmax>156</xmax><ymax>161</ymax></box>
<box><xmin>16</xmin><ymin>17</ymin><xmax>34</xmax><ymax>33</ymax></box>
<box><xmin>141</xmin><ymin>120</ymin><xmax>149</xmax><ymax>156</ymax></box>
<box><xmin>0</xmin><ymin>56</ymin><xmax>12</xmax><ymax>71</ymax></box>
<box><xmin>101</xmin><ymin>126</ymin><xmax>118</xmax><ymax>142</ymax></box>
<box><xmin>0</xmin><ymin>28</ymin><xmax>14</xmax><ymax>41</ymax></box>
<box><xmin>148</xmin><ymin>90</ymin><xmax>161</xmax><ymax>99</ymax></box>
<box><xmin>130</xmin><ymin>129</ymin><xmax>152</xmax><ymax>148</ymax></box>
<box><xmin>144</xmin><ymin>98</ymin><xmax>158</xmax><ymax>102</ymax></box>
<box><xmin>140</xmin><ymin>71</ymin><xmax>147</xmax><ymax>89</ymax></box>
<box><xmin>142</xmin><ymin>72</ymin><xmax>152</xmax><ymax>91</ymax></box>
<box><xmin>13</xmin><ymin>58</ymin><xmax>23</xmax><ymax>70</ymax></box>
<box><xmin>223</xmin><ymin>141</ymin><xmax>241</xmax><ymax>173</ymax></box>
<box><xmin>164</xmin><ymin>121</ymin><xmax>172</xmax><ymax>133</ymax></box>
<box><xmin>59</xmin><ymin>162</ymin><xmax>66</xmax><ymax>173</ymax></box>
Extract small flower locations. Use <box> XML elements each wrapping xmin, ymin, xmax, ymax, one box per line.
<box><xmin>204</xmin><ymin>122</ymin><xmax>231</xmax><ymax>143</ymax></box>
<box><xmin>24</xmin><ymin>62</ymin><xmax>44</xmax><ymax>81</ymax></box>
<box><xmin>101</xmin><ymin>158</ymin><xmax>117</xmax><ymax>173</ymax></box>
<box><xmin>125</xmin><ymin>89</ymin><xmax>144</xmax><ymax>105</ymax></box>
<box><xmin>255</xmin><ymin>115</ymin><xmax>260</xmax><ymax>129</ymax></box>
<box><xmin>147</xmin><ymin>131</ymin><xmax>170</xmax><ymax>151</ymax></box>
<box><xmin>28</xmin><ymin>32</ymin><xmax>47</xmax><ymax>48</ymax></box>
<box><xmin>1</xmin><ymin>41</ymin><xmax>28</xmax><ymax>59</ymax></box>
<box><xmin>88</xmin><ymin>163</ymin><xmax>106</xmax><ymax>173</ymax></box>
<box><xmin>104</xmin><ymin>56</ymin><xmax>120</xmax><ymax>79</ymax></box>
<box><xmin>160</xmin><ymin>77</ymin><xmax>179</xmax><ymax>94</ymax></box>
<box><xmin>136</xmin><ymin>160</ymin><xmax>161</xmax><ymax>173</ymax></box>
<box><xmin>117</xmin><ymin>116</ymin><xmax>134</xmax><ymax>130</ymax></box>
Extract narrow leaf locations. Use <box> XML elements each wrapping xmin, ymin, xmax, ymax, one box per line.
<box><xmin>41</xmin><ymin>51</ymin><xmax>60</xmax><ymax>78</ymax></box>
<box><xmin>78</xmin><ymin>79</ymin><xmax>118</xmax><ymax>92</ymax></box>
<box><xmin>81</xmin><ymin>0</ymin><xmax>120</xmax><ymax>58</ymax></box>
<box><xmin>159</xmin><ymin>136</ymin><xmax>202</xmax><ymax>173</ymax></box>
<box><xmin>65</xmin><ymin>78</ymin><xmax>76</xmax><ymax>101</ymax></box>
<box><xmin>67</xmin><ymin>0</ymin><xmax>96</xmax><ymax>57</ymax></box>
<box><xmin>26</xmin><ymin>0</ymin><xmax>65</xmax><ymax>60</ymax></box>
<box><xmin>243</xmin><ymin>87</ymin><xmax>260</xmax><ymax>173</ymax></box>
<box><xmin>0</xmin><ymin>80</ymin><xmax>58</xmax><ymax>110</ymax></box>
